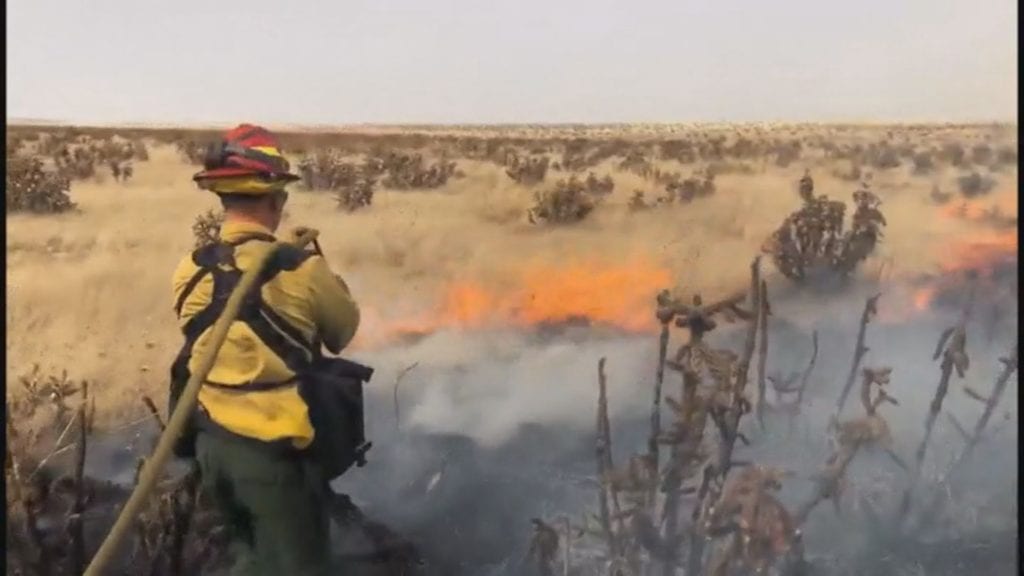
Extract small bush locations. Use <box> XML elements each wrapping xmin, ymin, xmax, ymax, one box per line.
<box><xmin>773</xmin><ymin>143</ymin><xmax>801</xmax><ymax>168</ymax></box>
<box><xmin>939</xmin><ymin>143</ymin><xmax>966</xmax><ymax>167</ymax></box>
<box><xmin>957</xmin><ymin>171</ymin><xmax>996</xmax><ymax>198</ymax></box>
<box><xmin>970</xmin><ymin>144</ymin><xmax>993</xmax><ymax>166</ymax></box>
<box><xmin>868</xmin><ymin>145</ymin><xmax>901</xmax><ymax>170</ymax></box>
<box><xmin>584</xmin><ymin>172</ymin><xmax>614</xmax><ymax>196</ymax></box>
<box><xmin>5</xmin><ymin>156</ymin><xmax>76</xmax><ymax>214</ymax></box>
<box><xmin>912</xmin><ymin>151</ymin><xmax>934</xmax><ymax>175</ymax></box>
<box><xmin>995</xmin><ymin>145</ymin><xmax>1017</xmax><ymax>167</ymax></box>
<box><xmin>666</xmin><ymin>172</ymin><xmax>716</xmax><ymax>204</ymax></box>
<box><xmin>192</xmin><ymin>209</ymin><xmax>224</xmax><ymax>248</ymax></box>
<box><xmin>505</xmin><ymin>155</ymin><xmax>549</xmax><ymax>185</ymax></box>
<box><xmin>527</xmin><ymin>177</ymin><xmax>596</xmax><ymax>225</ymax></box>
<box><xmin>335</xmin><ymin>175</ymin><xmax>376</xmax><ymax>212</ymax></box>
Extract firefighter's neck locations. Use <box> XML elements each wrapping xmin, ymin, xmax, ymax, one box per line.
<box><xmin>223</xmin><ymin>208</ymin><xmax>280</xmax><ymax>234</ymax></box>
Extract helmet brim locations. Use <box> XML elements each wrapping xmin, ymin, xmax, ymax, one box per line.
<box><xmin>193</xmin><ymin>167</ymin><xmax>301</xmax><ymax>183</ymax></box>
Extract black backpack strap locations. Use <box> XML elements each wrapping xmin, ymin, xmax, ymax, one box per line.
<box><xmin>172</xmin><ymin>238</ymin><xmax>318</xmax><ymax>392</ymax></box>
<box><xmin>203</xmin><ymin>378</ymin><xmax>302</xmax><ymax>392</ymax></box>
<box><xmin>174</xmin><ymin>232</ymin><xmax>279</xmax><ymax>316</ymax></box>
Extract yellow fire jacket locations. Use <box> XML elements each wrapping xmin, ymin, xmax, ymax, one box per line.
<box><xmin>171</xmin><ymin>220</ymin><xmax>360</xmax><ymax>448</ymax></box>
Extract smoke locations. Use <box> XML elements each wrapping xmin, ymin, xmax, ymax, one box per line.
<box><xmin>329</xmin><ymin>271</ymin><xmax>1018</xmax><ymax>574</ymax></box>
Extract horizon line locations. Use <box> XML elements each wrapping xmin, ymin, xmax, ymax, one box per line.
<box><xmin>7</xmin><ymin>117</ymin><xmax>1019</xmax><ymax>132</ymax></box>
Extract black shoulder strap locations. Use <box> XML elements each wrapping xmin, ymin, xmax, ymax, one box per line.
<box><xmin>172</xmin><ymin>237</ymin><xmax>318</xmax><ymax>391</ymax></box>
<box><xmin>174</xmin><ymin>232</ymin><xmax>283</xmax><ymax>316</ymax></box>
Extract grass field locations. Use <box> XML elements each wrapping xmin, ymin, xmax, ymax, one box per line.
<box><xmin>7</xmin><ymin>124</ymin><xmax>1017</xmax><ymax>425</ymax></box>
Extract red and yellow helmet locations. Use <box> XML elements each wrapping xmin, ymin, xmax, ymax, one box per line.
<box><xmin>193</xmin><ymin>124</ymin><xmax>300</xmax><ymax>194</ymax></box>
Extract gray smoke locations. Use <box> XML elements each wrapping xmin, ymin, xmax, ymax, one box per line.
<box><xmin>338</xmin><ymin>274</ymin><xmax>1018</xmax><ymax>575</ymax></box>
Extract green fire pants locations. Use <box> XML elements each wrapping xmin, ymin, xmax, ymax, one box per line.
<box><xmin>195</xmin><ymin>431</ymin><xmax>332</xmax><ymax>576</ymax></box>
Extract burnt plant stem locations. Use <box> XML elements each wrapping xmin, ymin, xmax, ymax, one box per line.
<box><xmin>837</xmin><ymin>294</ymin><xmax>880</xmax><ymax>414</ymax></box>
<box><xmin>756</xmin><ymin>279</ymin><xmax>769</xmax><ymax>430</ymax></box>
<box><xmin>717</xmin><ymin>257</ymin><xmax>762</xmax><ymax>478</ymax></box>
<box><xmin>601</xmin><ymin>360</ymin><xmax>626</xmax><ymax>542</ymax></box>
<box><xmin>795</xmin><ymin>443</ymin><xmax>861</xmax><ymax>525</ymax></box>
<box><xmin>69</xmin><ymin>383</ymin><xmax>89</xmax><ymax>576</ymax></box>
<box><xmin>916</xmin><ymin>340</ymin><xmax>1018</xmax><ymax>530</ymax></box>
<box><xmin>392</xmin><ymin>362</ymin><xmax>419</xmax><ymax>433</ymax></box>
<box><xmin>897</xmin><ymin>324</ymin><xmax>969</xmax><ymax>525</ymax></box>
<box><xmin>797</xmin><ymin>331</ymin><xmax>819</xmax><ymax>405</ymax></box>
<box><xmin>684</xmin><ymin>258</ymin><xmax>762</xmax><ymax>576</ymax></box>
<box><xmin>649</xmin><ymin>321</ymin><xmax>670</xmax><ymax>513</ymax></box>
<box><xmin>963</xmin><ymin>340</ymin><xmax>1018</xmax><ymax>459</ymax></box>
<box><xmin>658</xmin><ymin>374</ymin><xmax>688</xmax><ymax>576</ymax></box>
<box><xmin>141</xmin><ymin>395</ymin><xmax>166</xmax><ymax>432</ymax></box>
<box><xmin>596</xmin><ymin>357</ymin><xmax>619</xmax><ymax>558</ymax></box>
<box><xmin>684</xmin><ymin>464</ymin><xmax>715</xmax><ymax>576</ymax></box>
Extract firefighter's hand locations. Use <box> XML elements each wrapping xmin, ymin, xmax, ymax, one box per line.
<box><xmin>286</xmin><ymin>226</ymin><xmax>314</xmax><ymax>240</ymax></box>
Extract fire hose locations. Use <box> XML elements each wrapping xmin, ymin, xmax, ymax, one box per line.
<box><xmin>83</xmin><ymin>228</ymin><xmax>321</xmax><ymax>576</ymax></box>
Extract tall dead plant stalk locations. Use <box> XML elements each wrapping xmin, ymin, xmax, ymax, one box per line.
<box><xmin>836</xmin><ymin>294</ymin><xmax>880</xmax><ymax>414</ymax></box>
<box><xmin>896</xmin><ymin>322</ymin><xmax>970</xmax><ymax>525</ymax></box>
<box><xmin>755</xmin><ymin>279</ymin><xmax>770</xmax><ymax>429</ymax></box>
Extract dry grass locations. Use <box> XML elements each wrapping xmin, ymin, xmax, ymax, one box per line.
<box><xmin>5</xmin><ymin>124</ymin><xmax>1018</xmax><ymax>428</ymax></box>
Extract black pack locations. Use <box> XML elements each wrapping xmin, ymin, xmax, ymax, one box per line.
<box><xmin>299</xmin><ymin>357</ymin><xmax>374</xmax><ymax>481</ymax></box>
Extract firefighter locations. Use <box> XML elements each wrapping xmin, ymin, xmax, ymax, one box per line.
<box><xmin>171</xmin><ymin>124</ymin><xmax>360</xmax><ymax>575</ymax></box>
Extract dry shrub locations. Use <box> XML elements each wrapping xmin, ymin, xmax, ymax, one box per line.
<box><xmin>939</xmin><ymin>142</ymin><xmax>967</xmax><ymax>167</ymax></box>
<box><xmin>505</xmin><ymin>154</ymin><xmax>549</xmax><ymax>185</ymax></box>
<box><xmin>617</xmin><ymin>149</ymin><xmax>652</xmax><ymax>175</ymax></box>
<box><xmin>375</xmin><ymin>152</ymin><xmax>457</xmax><ymax>190</ymax></box>
<box><xmin>634</xmin><ymin>166</ymin><xmax>683</xmax><ymax>187</ymax></box>
<box><xmin>660</xmin><ymin>139</ymin><xmax>699</xmax><ymax>164</ymax></box>
<box><xmin>335</xmin><ymin>176</ymin><xmax>376</xmax><ymax>212</ymax></box>
<box><xmin>665</xmin><ymin>171</ymin><xmax>716</xmax><ymax>204</ymax></box>
<box><xmin>527</xmin><ymin>176</ymin><xmax>597</xmax><ymax>225</ymax></box>
<box><xmin>957</xmin><ymin>171</ymin><xmax>997</xmax><ymax>198</ymax></box>
<box><xmin>584</xmin><ymin>172</ymin><xmax>615</xmax><ymax>197</ymax></box>
<box><xmin>131</xmin><ymin>140</ymin><xmax>150</xmax><ymax>161</ymax></box>
<box><xmin>970</xmin><ymin>144</ymin><xmax>993</xmax><ymax>166</ymax></box>
<box><xmin>706</xmin><ymin>161</ymin><xmax>756</xmax><ymax>176</ymax></box>
<box><xmin>6</xmin><ymin>367</ymin><xmax>228</xmax><ymax>576</ymax></box>
<box><xmin>191</xmin><ymin>210</ymin><xmax>224</xmax><ymax>249</ymax></box>
<box><xmin>6</xmin><ymin>156</ymin><xmax>76</xmax><ymax>214</ymax></box>
<box><xmin>773</xmin><ymin>141</ymin><xmax>802</xmax><ymax>168</ymax></box>
<box><xmin>762</xmin><ymin>176</ymin><xmax>887</xmax><ymax>282</ymax></box>
<box><xmin>912</xmin><ymin>151</ymin><xmax>935</xmax><ymax>175</ymax></box>
<box><xmin>994</xmin><ymin>145</ymin><xmax>1017</xmax><ymax>167</ymax></box>
<box><xmin>866</xmin><ymin>143</ymin><xmax>901</xmax><ymax>170</ymax></box>
<box><xmin>175</xmin><ymin>140</ymin><xmax>210</xmax><ymax>165</ymax></box>
<box><xmin>298</xmin><ymin>153</ymin><xmax>364</xmax><ymax>191</ymax></box>
<box><xmin>628</xmin><ymin>190</ymin><xmax>650</xmax><ymax>212</ymax></box>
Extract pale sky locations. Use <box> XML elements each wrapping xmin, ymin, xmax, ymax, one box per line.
<box><xmin>6</xmin><ymin>0</ymin><xmax>1018</xmax><ymax>125</ymax></box>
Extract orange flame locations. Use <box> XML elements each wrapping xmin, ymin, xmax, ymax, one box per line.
<box><xmin>905</xmin><ymin>216</ymin><xmax>1017</xmax><ymax>315</ymax></box>
<box><xmin>937</xmin><ymin>192</ymin><xmax>1018</xmax><ymax>225</ymax></box>
<box><xmin>912</xmin><ymin>285</ymin><xmax>937</xmax><ymax>312</ymax></box>
<box><xmin>354</xmin><ymin>259</ymin><xmax>673</xmax><ymax>347</ymax></box>
<box><xmin>941</xmin><ymin>229</ymin><xmax>1018</xmax><ymax>275</ymax></box>
<box><xmin>939</xmin><ymin>200</ymin><xmax>987</xmax><ymax>222</ymax></box>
